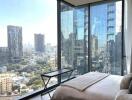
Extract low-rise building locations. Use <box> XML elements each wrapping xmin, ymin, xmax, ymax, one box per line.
<box><xmin>0</xmin><ymin>73</ymin><xmax>14</xmax><ymax>95</ymax></box>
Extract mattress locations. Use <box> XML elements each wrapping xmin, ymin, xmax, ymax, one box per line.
<box><xmin>51</xmin><ymin>75</ymin><xmax>123</xmax><ymax>100</ymax></box>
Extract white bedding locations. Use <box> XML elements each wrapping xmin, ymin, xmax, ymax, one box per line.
<box><xmin>52</xmin><ymin>75</ymin><xmax>123</xmax><ymax>100</ymax></box>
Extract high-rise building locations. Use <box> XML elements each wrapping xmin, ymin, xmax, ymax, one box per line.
<box><xmin>107</xmin><ymin>3</ymin><xmax>116</xmax><ymax>40</ymax></box>
<box><xmin>7</xmin><ymin>25</ymin><xmax>23</xmax><ymax>62</ymax></box>
<box><xmin>115</xmin><ymin>32</ymin><xmax>122</xmax><ymax>74</ymax></box>
<box><xmin>107</xmin><ymin>2</ymin><xmax>122</xmax><ymax>41</ymax></box>
<box><xmin>34</xmin><ymin>34</ymin><xmax>45</xmax><ymax>53</ymax></box>
<box><xmin>91</xmin><ymin>35</ymin><xmax>98</xmax><ymax>58</ymax></box>
<box><xmin>0</xmin><ymin>47</ymin><xmax>8</xmax><ymax>65</ymax></box>
<box><xmin>106</xmin><ymin>2</ymin><xmax>122</xmax><ymax>74</ymax></box>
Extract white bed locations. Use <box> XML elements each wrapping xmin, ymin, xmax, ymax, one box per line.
<box><xmin>52</xmin><ymin>73</ymin><xmax>123</xmax><ymax>100</ymax></box>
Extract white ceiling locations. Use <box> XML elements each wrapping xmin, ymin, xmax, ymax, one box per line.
<box><xmin>64</xmin><ymin>0</ymin><xmax>103</xmax><ymax>6</ymax></box>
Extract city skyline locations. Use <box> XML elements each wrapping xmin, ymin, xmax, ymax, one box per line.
<box><xmin>0</xmin><ymin>0</ymin><xmax>57</xmax><ymax>47</ymax></box>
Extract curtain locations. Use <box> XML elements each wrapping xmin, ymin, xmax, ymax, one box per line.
<box><xmin>124</xmin><ymin>0</ymin><xmax>132</xmax><ymax>73</ymax></box>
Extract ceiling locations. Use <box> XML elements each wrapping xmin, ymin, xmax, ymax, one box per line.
<box><xmin>64</xmin><ymin>0</ymin><xmax>103</xmax><ymax>6</ymax></box>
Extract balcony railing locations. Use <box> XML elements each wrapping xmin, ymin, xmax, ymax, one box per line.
<box><xmin>18</xmin><ymin>73</ymin><xmax>75</xmax><ymax>100</ymax></box>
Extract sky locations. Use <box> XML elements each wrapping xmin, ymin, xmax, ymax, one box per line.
<box><xmin>91</xmin><ymin>4</ymin><xmax>107</xmax><ymax>47</ymax></box>
<box><xmin>0</xmin><ymin>0</ymin><xmax>57</xmax><ymax>47</ymax></box>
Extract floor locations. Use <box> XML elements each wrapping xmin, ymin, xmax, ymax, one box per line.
<box><xmin>29</xmin><ymin>91</ymin><xmax>54</xmax><ymax>100</ymax></box>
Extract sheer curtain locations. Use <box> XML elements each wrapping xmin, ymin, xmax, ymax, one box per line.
<box><xmin>124</xmin><ymin>0</ymin><xmax>132</xmax><ymax>73</ymax></box>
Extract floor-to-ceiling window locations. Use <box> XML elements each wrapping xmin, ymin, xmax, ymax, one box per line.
<box><xmin>90</xmin><ymin>1</ymin><xmax>123</xmax><ymax>75</ymax></box>
<box><xmin>60</xmin><ymin>2</ymin><xmax>74</xmax><ymax>70</ymax></box>
<box><xmin>74</xmin><ymin>7</ymin><xmax>89</xmax><ymax>75</ymax></box>
<box><xmin>61</xmin><ymin>2</ymin><xmax>88</xmax><ymax>76</ymax></box>
<box><xmin>0</xmin><ymin>0</ymin><xmax>57</xmax><ymax>99</ymax></box>
<box><xmin>60</xmin><ymin>0</ymin><xmax>125</xmax><ymax>76</ymax></box>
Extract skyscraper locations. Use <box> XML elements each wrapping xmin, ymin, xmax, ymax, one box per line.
<box><xmin>0</xmin><ymin>47</ymin><xmax>8</xmax><ymax>65</ymax></box>
<box><xmin>106</xmin><ymin>2</ymin><xmax>122</xmax><ymax>74</ymax></box>
<box><xmin>107</xmin><ymin>3</ymin><xmax>116</xmax><ymax>40</ymax></box>
<box><xmin>91</xmin><ymin>35</ymin><xmax>98</xmax><ymax>58</ymax></box>
<box><xmin>7</xmin><ymin>25</ymin><xmax>23</xmax><ymax>62</ymax></box>
<box><xmin>34</xmin><ymin>34</ymin><xmax>45</xmax><ymax>53</ymax></box>
<box><xmin>107</xmin><ymin>2</ymin><xmax>122</xmax><ymax>39</ymax></box>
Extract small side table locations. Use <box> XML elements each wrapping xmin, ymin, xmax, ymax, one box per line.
<box><xmin>41</xmin><ymin>68</ymin><xmax>74</xmax><ymax>99</ymax></box>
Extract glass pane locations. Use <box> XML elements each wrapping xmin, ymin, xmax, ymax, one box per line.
<box><xmin>61</xmin><ymin>2</ymin><xmax>74</xmax><ymax>80</ymax></box>
<box><xmin>90</xmin><ymin>1</ymin><xmax>122</xmax><ymax>75</ymax></box>
<box><xmin>61</xmin><ymin>3</ymin><xmax>88</xmax><ymax>77</ymax></box>
<box><xmin>61</xmin><ymin>2</ymin><xmax>74</xmax><ymax>69</ymax></box>
<box><xmin>0</xmin><ymin>0</ymin><xmax>57</xmax><ymax>98</ymax></box>
<box><xmin>74</xmin><ymin>8</ymin><xmax>88</xmax><ymax>75</ymax></box>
